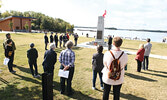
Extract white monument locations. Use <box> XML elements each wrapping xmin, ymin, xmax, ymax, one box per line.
<box><xmin>87</xmin><ymin>16</ymin><xmax>107</xmax><ymax>46</ymax></box>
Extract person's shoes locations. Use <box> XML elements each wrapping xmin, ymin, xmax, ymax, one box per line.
<box><xmin>10</xmin><ymin>71</ymin><xmax>16</xmax><ymax>74</ymax></box>
<box><xmin>101</xmin><ymin>87</ymin><xmax>104</xmax><ymax>90</ymax></box>
<box><xmin>34</xmin><ymin>75</ymin><xmax>40</xmax><ymax>78</ymax></box>
<box><xmin>92</xmin><ymin>87</ymin><xmax>96</xmax><ymax>90</ymax></box>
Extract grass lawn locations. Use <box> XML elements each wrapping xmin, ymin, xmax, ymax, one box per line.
<box><xmin>0</xmin><ymin>33</ymin><xmax>167</xmax><ymax>100</ymax></box>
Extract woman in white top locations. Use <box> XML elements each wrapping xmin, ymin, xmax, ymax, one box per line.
<box><xmin>102</xmin><ymin>37</ymin><xmax>128</xmax><ymax>100</ymax></box>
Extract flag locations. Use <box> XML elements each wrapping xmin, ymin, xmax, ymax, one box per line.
<box><xmin>103</xmin><ymin>10</ymin><xmax>107</xmax><ymax>18</ymax></box>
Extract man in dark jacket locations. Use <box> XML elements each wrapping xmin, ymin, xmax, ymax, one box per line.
<box><xmin>59</xmin><ymin>34</ymin><xmax>63</xmax><ymax>48</ymax></box>
<box><xmin>54</xmin><ymin>33</ymin><xmax>58</xmax><ymax>48</ymax></box>
<box><xmin>3</xmin><ymin>33</ymin><xmax>16</xmax><ymax>67</ymax></box>
<box><xmin>74</xmin><ymin>33</ymin><xmax>79</xmax><ymax>46</ymax></box>
<box><xmin>92</xmin><ymin>45</ymin><xmax>104</xmax><ymax>90</ymax></box>
<box><xmin>44</xmin><ymin>32</ymin><xmax>49</xmax><ymax>50</ymax></box>
<box><xmin>42</xmin><ymin>43</ymin><xmax>57</xmax><ymax>85</ymax></box>
<box><xmin>50</xmin><ymin>32</ymin><xmax>54</xmax><ymax>43</ymax></box>
<box><xmin>63</xmin><ymin>34</ymin><xmax>68</xmax><ymax>47</ymax></box>
<box><xmin>27</xmin><ymin>43</ymin><xmax>40</xmax><ymax>78</ymax></box>
<box><xmin>108</xmin><ymin>35</ymin><xmax>112</xmax><ymax>50</ymax></box>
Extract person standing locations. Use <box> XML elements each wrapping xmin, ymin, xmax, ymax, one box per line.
<box><xmin>50</xmin><ymin>32</ymin><xmax>54</xmax><ymax>43</ymax></box>
<box><xmin>54</xmin><ymin>33</ymin><xmax>58</xmax><ymax>48</ymax></box>
<box><xmin>143</xmin><ymin>38</ymin><xmax>152</xmax><ymax>70</ymax></box>
<box><xmin>63</xmin><ymin>34</ymin><xmax>68</xmax><ymax>47</ymax></box>
<box><xmin>102</xmin><ymin>37</ymin><xmax>128</xmax><ymax>100</ymax></box>
<box><xmin>59</xmin><ymin>34</ymin><xmax>63</xmax><ymax>48</ymax></box>
<box><xmin>74</xmin><ymin>33</ymin><xmax>79</xmax><ymax>46</ymax></box>
<box><xmin>135</xmin><ymin>44</ymin><xmax>145</xmax><ymax>72</ymax></box>
<box><xmin>27</xmin><ymin>43</ymin><xmax>40</xmax><ymax>78</ymax></box>
<box><xmin>67</xmin><ymin>33</ymin><xmax>69</xmax><ymax>40</ymax></box>
<box><xmin>59</xmin><ymin>41</ymin><xmax>75</xmax><ymax>96</ymax></box>
<box><xmin>3</xmin><ymin>33</ymin><xmax>16</xmax><ymax>67</ymax></box>
<box><xmin>92</xmin><ymin>45</ymin><xmax>104</xmax><ymax>90</ymax></box>
<box><xmin>108</xmin><ymin>35</ymin><xmax>112</xmax><ymax>50</ymax></box>
<box><xmin>42</xmin><ymin>43</ymin><xmax>57</xmax><ymax>85</ymax></box>
<box><xmin>44</xmin><ymin>33</ymin><xmax>49</xmax><ymax>50</ymax></box>
<box><xmin>5</xmin><ymin>39</ymin><xmax>16</xmax><ymax>73</ymax></box>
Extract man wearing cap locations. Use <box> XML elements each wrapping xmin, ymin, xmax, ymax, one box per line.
<box><xmin>27</xmin><ymin>43</ymin><xmax>40</xmax><ymax>78</ymax></box>
<box><xmin>44</xmin><ymin>33</ymin><xmax>49</xmax><ymax>50</ymax></box>
<box><xmin>3</xmin><ymin>33</ymin><xmax>16</xmax><ymax>67</ymax></box>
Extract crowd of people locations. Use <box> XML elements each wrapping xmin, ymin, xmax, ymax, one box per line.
<box><xmin>2</xmin><ymin>32</ymin><xmax>152</xmax><ymax>100</ymax></box>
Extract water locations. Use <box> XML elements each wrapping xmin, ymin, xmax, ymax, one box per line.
<box><xmin>74</xmin><ymin>28</ymin><xmax>167</xmax><ymax>43</ymax></box>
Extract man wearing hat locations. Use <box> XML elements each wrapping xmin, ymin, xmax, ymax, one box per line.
<box><xmin>27</xmin><ymin>43</ymin><xmax>40</xmax><ymax>78</ymax></box>
<box><xmin>3</xmin><ymin>33</ymin><xmax>16</xmax><ymax>67</ymax></box>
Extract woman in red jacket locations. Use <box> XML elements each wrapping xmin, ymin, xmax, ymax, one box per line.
<box><xmin>135</xmin><ymin>44</ymin><xmax>145</xmax><ymax>72</ymax></box>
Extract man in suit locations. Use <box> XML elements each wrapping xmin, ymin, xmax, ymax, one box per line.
<box><xmin>108</xmin><ymin>35</ymin><xmax>112</xmax><ymax>50</ymax></box>
<box><xmin>27</xmin><ymin>43</ymin><xmax>40</xmax><ymax>78</ymax></box>
<box><xmin>50</xmin><ymin>32</ymin><xmax>54</xmax><ymax>43</ymax></box>
<box><xmin>42</xmin><ymin>43</ymin><xmax>57</xmax><ymax>85</ymax></box>
<box><xmin>44</xmin><ymin>33</ymin><xmax>49</xmax><ymax>50</ymax></box>
<box><xmin>54</xmin><ymin>33</ymin><xmax>58</xmax><ymax>48</ymax></box>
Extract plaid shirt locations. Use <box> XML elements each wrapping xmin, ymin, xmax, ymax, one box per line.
<box><xmin>59</xmin><ymin>49</ymin><xmax>75</xmax><ymax>67</ymax></box>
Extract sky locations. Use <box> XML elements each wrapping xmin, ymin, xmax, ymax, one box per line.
<box><xmin>1</xmin><ymin>0</ymin><xmax>167</xmax><ymax>30</ymax></box>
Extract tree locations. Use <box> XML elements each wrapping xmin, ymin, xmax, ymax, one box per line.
<box><xmin>24</xmin><ymin>22</ymin><xmax>29</xmax><ymax>32</ymax></box>
<box><xmin>9</xmin><ymin>21</ymin><xmax>13</xmax><ymax>31</ymax></box>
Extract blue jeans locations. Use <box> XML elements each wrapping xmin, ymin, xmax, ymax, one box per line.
<box><xmin>143</xmin><ymin>56</ymin><xmax>149</xmax><ymax>70</ymax></box>
<box><xmin>93</xmin><ymin>70</ymin><xmax>103</xmax><ymax>87</ymax></box>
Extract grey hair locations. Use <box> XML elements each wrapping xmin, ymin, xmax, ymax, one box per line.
<box><xmin>65</xmin><ymin>40</ymin><xmax>74</xmax><ymax>49</ymax></box>
<box><xmin>49</xmin><ymin>43</ymin><xmax>56</xmax><ymax>49</ymax></box>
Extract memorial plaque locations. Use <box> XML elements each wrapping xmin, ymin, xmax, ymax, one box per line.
<box><xmin>97</xmin><ymin>31</ymin><xmax>102</xmax><ymax>39</ymax></box>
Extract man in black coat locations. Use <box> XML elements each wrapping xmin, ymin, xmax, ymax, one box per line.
<box><xmin>44</xmin><ymin>33</ymin><xmax>49</xmax><ymax>50</ymax></box>
<box><xmin>42</xmin><ymin>43</ymin><xmax>57</xmax><ymax>76</ymax></box>
<box><xmin>54</xmin><ymin>33</ymin><xmax>58</xmax><ymax>48</ymax></box>
<box><xmin>27</xmin><ymin>43</ymin><xmax>40</xmax><ymax>78</ymax></box>
<box><xmin>50</xmin><ymin>32</ymin><xmax>54</xmax><ymax>43</ymax></box>
<box><xmin>108</xmin><ymin>35</ymin><xmax>112</xmax><ymax>50</ymax></box>
<box><xmin>63</xmin><ymin>34</ymin><xmax>68</xmax><ymax>47</ymax></box>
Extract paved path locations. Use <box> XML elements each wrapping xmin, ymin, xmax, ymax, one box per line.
<box><xmin>77</xmin><ymin>42</ymin><xmax>167</xmax><ymax>60</ymax></box>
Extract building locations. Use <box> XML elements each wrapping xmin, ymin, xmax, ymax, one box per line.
<box><xmin>0</xmin><ymin>16</ymin><xmax>33</xmax><ymax>32</ymax></box>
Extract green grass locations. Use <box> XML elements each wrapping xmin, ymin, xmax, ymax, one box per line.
<box><xmin>0</xmin><ymin>33</ymin><xmax>167</xmax><ymax>100</ymax></box>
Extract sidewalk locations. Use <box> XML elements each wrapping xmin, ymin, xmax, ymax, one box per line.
<box><xmin>77</xmin><ymin>42</ymin><xmax>167</xmax><ymax>60</ymax></box>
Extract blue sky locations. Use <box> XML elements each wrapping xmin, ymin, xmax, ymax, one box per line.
<box><xmin>1</xmin><ymin>0</ymin><xmax>167</xmax><ymax>30</ymax></box>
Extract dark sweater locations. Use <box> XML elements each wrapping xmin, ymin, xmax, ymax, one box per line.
<box><xmin>44</xmin><ymin>35</ymin><xmax>49</xmax><ymax>43</ymax></box>
<box><xmin>5</xmin><ymin>45</ymin><xmax>14</xmax><ymax>58</ymax></box>
<box><xmin>92</xmin><ymin>52</ymin><xmax>104</xmax><ymax>72</ymax></box>
<box><xmin>27</xmin><ymin>48</ymin><xmax>38</xmax><ymax>64</ymax></box>
<box><xmin>50</xmin><ymin>35</ymin><xmax>53</xmax><ymax>43</ymax></box>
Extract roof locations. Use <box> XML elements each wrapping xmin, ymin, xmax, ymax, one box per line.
<box><xmin>0</xmin><ymin>16</ymin><xmax>35</xmax><ymax>22</ymax></box>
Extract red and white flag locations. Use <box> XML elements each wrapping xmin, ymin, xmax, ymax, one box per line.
<box><xmin>103</xmin><ymin>10</ymin><xmax>107</xmax><ymax>18</ymax></box>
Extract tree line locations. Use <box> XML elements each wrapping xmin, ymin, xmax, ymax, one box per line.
<box><xmin>0</xmin><ymin>10</ymin><xmax>74</xmax><ymax>33</ymax></box>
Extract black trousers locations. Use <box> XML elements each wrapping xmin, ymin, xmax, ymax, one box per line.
<box><xmin>143</xmin><ymin>56</ymin><xmax>149</xmax><ymax>70</ymax></box>
<box><xmin>60</xmin><ymin>67</ymin><xmax>74</xmax><ymax>94</ymax></box>
<box><xmin>45</xmin><ymin>43</ymin><xmax>48</xmax><ymax>50</ymax></box>
<box><xmin>74</xmin><ymin>40</ymin><xmax>77</xmax><ymax>46</ymax></box>
<box><xmin>136</xmin><ymin>60</ymin><xmax>142</xmax><ymax>72</ymax></box>
<box><xmin>29</xmin><ymin>61</ymin><xmax>38</xmax><ymax>76</ymax></box>
<box><xmin>103</xmin><ymin>83</ymin><xmax>122</xmax><ymax>100</ymax></box>
<box><xmin>8</xmin><ymin>56</ymin><xmax>14</xmax><ymax>72</ymax></box>
<box><xmin>55</xmin><ymin>41</ymin><xmax>58</xmax><ymax>48</ymax></box>
<box><xmin>108</xmin><ymin>44</ymin><xmax>111</xmax><ymax>50</ymax></box>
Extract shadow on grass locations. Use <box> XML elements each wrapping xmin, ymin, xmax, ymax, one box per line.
<box><xmin>125</xmin><ymin>73</ymin><xmax>157</xmax><ymax>82</ymax></box>
<box><xmin>148</xmin><ymin>69</ymin><xmax>167</xmax><ymax>75</ymax></box>
<box><xmin>14</xmin><ymin>73</ymin><xmax>41</xmax><ymax>84</ymax></box>
<box><xmin>16</xmin><ymin>66</ymin><xmax>32</xmax><ymax>75</ymax></box>
<box><xmin>140</xmin><ymin>71</ymin><xmax>167</xmax><ymax>78</ymax></box>
<box><xmin>0</xmin><ymin>77</ymin><xmax>9</xmax><ymax>84</ymax></box>
<box><xmin>0</xmin><ymin>82</ymin><xmax>42</xmax><ymax>100</ymax></box>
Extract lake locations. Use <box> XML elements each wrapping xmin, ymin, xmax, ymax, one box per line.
<box><xmin>74</xmin><ymin>28</ymin><xmax>167</xmax><ymax>43</ymax></box>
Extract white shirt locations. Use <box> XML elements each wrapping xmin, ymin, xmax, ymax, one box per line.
<box><xmin>144</xmin><ymin>42</ymin><xmax>152</xmax><ymax>56</ymax></box>
<box><xmin>102</xmin><ymin>50</ymin><xmax>128</xmax><ymax>85</ymax></box>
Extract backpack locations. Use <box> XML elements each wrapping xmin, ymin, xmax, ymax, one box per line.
<box><xmin>108</xmin><ymin>51</ymin><xmax>124</xmax><ymax>81</ymax></box>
